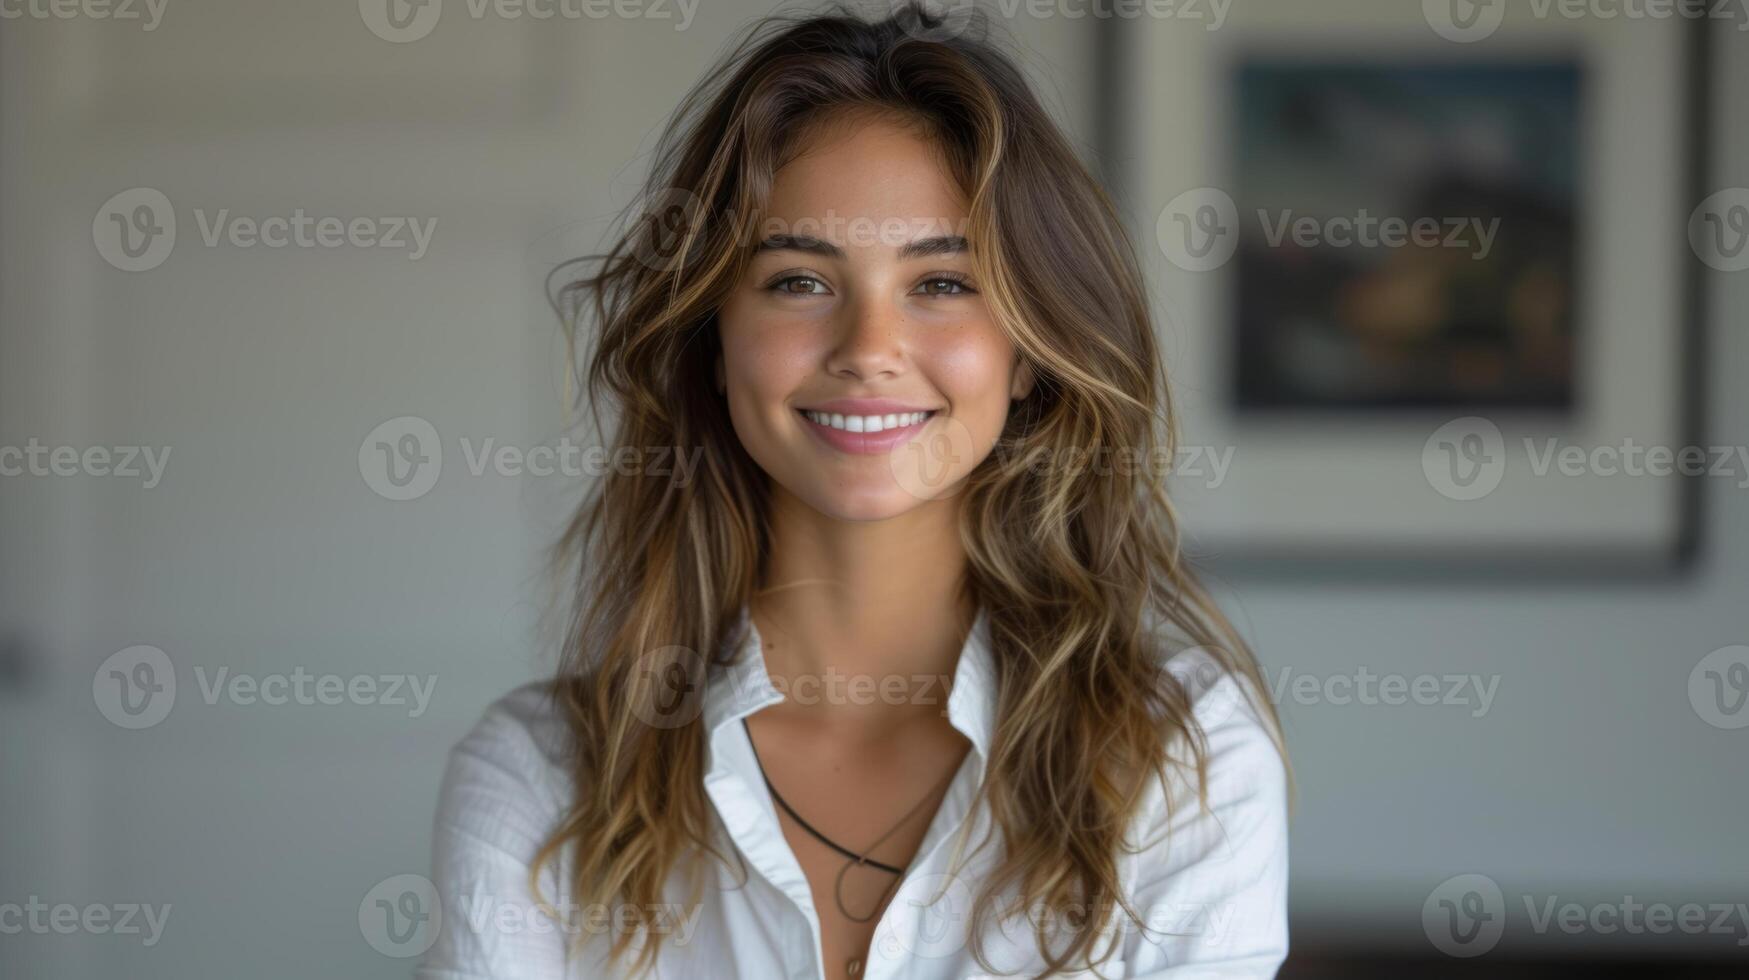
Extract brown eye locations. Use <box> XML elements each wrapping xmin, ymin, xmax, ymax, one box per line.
<box><xmin>768</xmin><ymin>275</ymin><xmax>827</xmax><ymax>295</ymax></box>
<box><xmin>914</xmin><ymin>273</ymin><xmax>974</xmax><ymax>296</ymax></box>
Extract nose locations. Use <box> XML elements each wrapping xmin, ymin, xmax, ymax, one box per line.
<box><xmin>823</xmin><ymin>290</ymin><xmax>906</xmax><ymax>381</ymax></box>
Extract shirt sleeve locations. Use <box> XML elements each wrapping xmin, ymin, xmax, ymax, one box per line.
<box><xmin>1119</xmin><ymin>659</ymin><xmax>1290</xmax><ymax>979</ymax></box>
<box><xmin>416</xmin><ymin>687</ymin><xmax>574</xmax><ymax>980</ymax></box>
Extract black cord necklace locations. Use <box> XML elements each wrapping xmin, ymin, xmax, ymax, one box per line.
<box><xmin>741</xmin><ymin>716</ymin><xmax>907</xmax><ymax>875</ymax></box>
<box><xmin>740</xmin><ymin>714</ymin><xmax>961</xmax><ymax>935</ymax></box>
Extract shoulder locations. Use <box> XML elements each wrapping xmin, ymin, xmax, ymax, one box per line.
<box><xmin>1153</xmin><ymin>643</ymin><xmax>1288</xmax><ymax>826</ymax></box>
<box><xmin>430</xmin><ymin>681</ymin><xmax>575</xmax><ymax>854</ymax></box>
<box><xmin>457</xmin><ymin>679</ymin><xmax>572</xmax><ymax>763</ymax></box>
<box><xmin>1119</xmin><ymin>647</ymin><xmax>1289</xmax><ymax>973</ymax></box>
<box><xmin>418</xmin><ymin>683</ymin><xmax>579</xmax><ymax>977</ymax></box>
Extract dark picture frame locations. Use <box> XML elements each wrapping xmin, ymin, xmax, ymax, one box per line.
<box><xmin>1097</xmin><ymin>9</ymin><xmax>1711</xmax><ymax>580</ymax></box>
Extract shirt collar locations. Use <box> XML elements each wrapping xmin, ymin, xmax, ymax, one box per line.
<box><xmin>701</xmin><ymin>602</ymin><xmax>998</xmax><ymax>762</ymax></box>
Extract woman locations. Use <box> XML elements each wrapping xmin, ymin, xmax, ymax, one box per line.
<box><xmin>419</xmin><ymin>4</ymin><xmax>1289</xmax><ymax>978</ymax></box>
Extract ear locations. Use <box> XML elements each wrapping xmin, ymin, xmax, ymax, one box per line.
<box><xmin>1010</xmin><ymin>357</ymin><xmax>1035</xmax><ymax>401</ymax></box>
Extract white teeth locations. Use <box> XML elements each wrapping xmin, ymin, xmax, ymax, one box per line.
<box><xmin>802</xmin><ymin>410</ymin><xmax>932</xmax><ymax>432</ymax></box>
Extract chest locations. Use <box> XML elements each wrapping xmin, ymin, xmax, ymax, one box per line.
<box><xmin>673</xmin><ymin>719</ymin><xmax>1148</xmax><ymax>980</ymax></box>
<box><xmin>777</xmin><ymin>774</ymin><xmax>956</xmax><ymax>980</ymax></box>
<box><xmin>744</xmin><ymin>717</ymin><xmax>972</xmax><ymax>979</ymax></box>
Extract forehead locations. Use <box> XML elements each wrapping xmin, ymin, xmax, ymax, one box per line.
<box><xmin>763</xmin><ymin>111</ymin><xmax>970</xmax><ymax>236</ymax></box>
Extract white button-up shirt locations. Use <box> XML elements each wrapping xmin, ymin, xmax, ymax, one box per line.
<box><xmin>416</xmin><ymin>605</ymin><xmax>1289</xmax><ymax>979</ymax></box>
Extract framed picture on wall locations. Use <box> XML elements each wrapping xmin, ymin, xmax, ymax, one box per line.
<box><xmin>1229</xmin><ymin>60</ymin><xmax>1581</xmax><ymax>415</ymax></box>
<box><xmin>1111</xmin><ymin>3</ymin><xmax>1709</xmax><ymax>576</ymax></box>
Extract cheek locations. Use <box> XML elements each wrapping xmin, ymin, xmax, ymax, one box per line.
<box><xmin>718</xmin><ymin>306</ymin><xmax>817</xmax><ymax>401</ymax></box>
<box><xmin>923</xmin><ymin>328</ymin><xmax>1018</xmax><ymax>420</ymax></box>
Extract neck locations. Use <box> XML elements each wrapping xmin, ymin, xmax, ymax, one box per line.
<box><xmin>753</xmin><ymin>486</ymin><xmax>977</xmax><ymax>732</ymax></box>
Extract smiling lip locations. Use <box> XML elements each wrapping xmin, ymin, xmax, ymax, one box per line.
<box><xmin>795</xmin><ymin>399</ymin><xmax>939</xmax><ymax>456</ymax></box>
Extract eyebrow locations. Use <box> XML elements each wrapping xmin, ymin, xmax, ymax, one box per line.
<box><xmin>752</xmin><ymin>234</ymin><xmax>968</xmax><ymax>261</ymax></box>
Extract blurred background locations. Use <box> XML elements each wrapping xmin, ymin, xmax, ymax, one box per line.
<box><xmin>1</xmin><ymin>0</ymin><xmax>1744</xmax><ymax>977</ymax></box>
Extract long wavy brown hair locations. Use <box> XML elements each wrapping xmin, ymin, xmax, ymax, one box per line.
<box><xmin>531</xmin><ymin>3</ymin><xmax>1288</xmax><ymax>977</ymax></box>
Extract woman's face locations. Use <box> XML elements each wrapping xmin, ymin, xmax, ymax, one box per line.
<box><xmin>716</xmin><ymin>112</ymin><xmax>1032</xmax><ymax>522</ymax></box>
